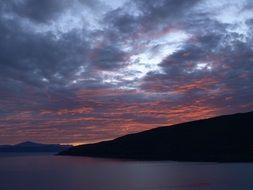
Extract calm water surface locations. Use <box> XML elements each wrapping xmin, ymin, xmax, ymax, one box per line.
<box><xmin>0</xmin><ymin>153</ymin><xmax>253</xmax><ymax>190</ymax></box>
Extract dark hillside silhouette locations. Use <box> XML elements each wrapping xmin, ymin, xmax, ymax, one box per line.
<box><xmin>59</xmin><ymin>111</ymin><xmax>253</xmax><ymax>162</ymax></box>
<box><xmin>0</xmin><ymin>141</ymin><xmax>71</xmax><ymax>152</ymax></box>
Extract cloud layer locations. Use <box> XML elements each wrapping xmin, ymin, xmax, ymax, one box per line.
<box><xmin>0</xmin><ymin>0</ymin><xmax>253</xmax><ymax>144</ymax></box>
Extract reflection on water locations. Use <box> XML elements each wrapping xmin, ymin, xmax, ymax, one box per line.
<box><xmin>0</xmin><ymin>153</ymin><xmax>253</xmax><ymax>190</ymax></box>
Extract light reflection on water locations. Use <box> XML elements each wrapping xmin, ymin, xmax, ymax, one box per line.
<box><xmin>0</xmin><ymin>153</ymin><xmax>253</xmax><ymax>190</ymax></box>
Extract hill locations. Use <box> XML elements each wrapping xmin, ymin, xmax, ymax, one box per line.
<box><xmin>59</xmin><ymin>111</ymin><xmax>253</xmax><ymax>162</ymax></box>
<box><xmin>0</xmin><ymin>141</ymin><xmax>71</xmax><ymax>152</ymax></box>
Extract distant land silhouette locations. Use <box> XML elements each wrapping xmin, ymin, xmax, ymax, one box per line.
<box><xmin>0</xmin><ymin>141</ymin><xmax>71</xmax><ymax>152</ymax></box>
<box><xmin>59</xmin><ymin>111</ymin><xmax>253</xmax><ymax>162</ymax></box>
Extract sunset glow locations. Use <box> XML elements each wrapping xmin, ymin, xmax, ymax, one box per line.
<box><xmin>0</xmin><ymin>0</ymin><xmax>253</xmax><ymax>145</ymax></box>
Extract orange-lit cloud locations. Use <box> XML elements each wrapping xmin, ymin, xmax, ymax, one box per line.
<box><xmin>0</xmin><ymin>0</ymin><xmax>253</xmax><ymax>145</ymax></box>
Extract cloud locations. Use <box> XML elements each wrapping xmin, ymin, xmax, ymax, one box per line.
<box><xmin>1</xmin><ymin>0</ymin><xmax>70</xmax><ymax>23</ymax></box>
<box><xmin>0</xmin><ymin>0</ymin><xmax>253</xmax><ymax>144</ymax></box>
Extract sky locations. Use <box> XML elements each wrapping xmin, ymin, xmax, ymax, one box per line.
<box><xmin>0</xmin><ymin>0</ymin><xmax>253</xmax><ymax>145</ymax></box>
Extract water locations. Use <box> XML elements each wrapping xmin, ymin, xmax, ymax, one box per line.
<box><xmin>0</xmin><ymin>153</ymin><xmax>253</xmax><ymax>190</ymax></box>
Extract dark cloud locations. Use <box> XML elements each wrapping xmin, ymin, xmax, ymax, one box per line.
<box><xmin>1</xmin><ymin>0</ymin><xmax>70</xmax><ymax>23</ymax></box>
<box><xmin>0</xmin><ymin>0</ymin><xmax>253</xmax><ymax>144</ymax></box>
<box><xmin>141</xmin><ymin>16</ymin><xmax>253</xmax><ymax>115</ymax></box>
<box><xmin>103</xmin><ymin>0</ymin><xmax>202</xmax><ymax>38</ymax></box>
<box><xmin>135</xmin><ymin>0</ymin><xmax>201</xmax><ymax>20</ymax></box>
<box><xmin>89</xmin><ymin>44</ymin><xmax>128</xmax><ymax>70</ymax></box>
<box><xmin>0</xmin><ymin>14</ymin><xmax>90</xmax><ymax>88</ymax></box>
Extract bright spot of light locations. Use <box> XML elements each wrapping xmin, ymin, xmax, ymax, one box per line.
<box><xmin>42</xmin><ymin>78</ymin><xmax>49</xmax><ymax>82</ymax></box>
<box><xmin>185</xmin><ymin>62</ymin><xmax>213</xmax><ymax>74</ymax></box>
<box><xmin>196</xmin><ymin>62</ymin><xmax>212</xmax><ymax>71</ymax></box>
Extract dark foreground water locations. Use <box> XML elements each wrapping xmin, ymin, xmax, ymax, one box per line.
<box><xmin>0</xmin><ymin>153</ymin><xmax>253</xmax><ymax>190</ymax></box>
